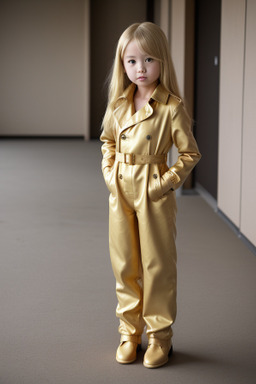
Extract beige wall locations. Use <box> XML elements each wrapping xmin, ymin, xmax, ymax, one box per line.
<box><xmin>168</xmin><ymin>0</ymin><xmax>185</xmax><ymax>175</ymax></box>
<box><xmin>168</xmin><ymin>0</ymin><xmax>195</xmax><ymax>189</ymax></box>
<box><xmin>218</xmin><ymin>0</ymin><xmax>245</xmax><ymax>226</ymax></box>
<box><xmin>0</xmin><ymin>0</ymin><xmax>90</xmax><ymax>137</ymax></box>
<box><xmin>240</xmin><ymin>0</ymin><xmax>256</xmax><ymax>246</ymax></box>
<box><xmin>155</xmin><ymin>0</ymin><xmax>193</xmax><ymax>104</ymax></box>
<box><xmin>170</xmin><ymin>0</ymin><xmax>186</xmax><ymax>98</ymax></box>
<box><xmin>218</xmin><ymin>0</ymin><xmax>256</xmax><ymax>246</ymax></box>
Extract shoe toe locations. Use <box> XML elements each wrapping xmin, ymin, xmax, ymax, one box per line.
<box><xmin>143</xmin><ymin>343</ymin><xmax>172</xmax><ymax>369</ymax></box>
<box><xmin>116</xmin><ymin>341</ymin><xmax>140</xmax><ymax>364</ymax></box>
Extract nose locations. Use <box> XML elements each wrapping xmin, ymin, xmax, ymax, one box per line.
<box><xmin>138</xmin><ymin>62</ymin><xmax>146</xmax><ymax>73</ymax></box>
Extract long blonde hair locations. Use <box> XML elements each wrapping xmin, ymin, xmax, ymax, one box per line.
<box><xmin>102</xmin><ymin>22</ymin><xmax>181</xmax><ymax>130</ymax></box>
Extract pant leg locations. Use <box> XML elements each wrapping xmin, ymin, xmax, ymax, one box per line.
<box><xmin>109</xmin><ymin>192</ymin><xmax>145</xmax><ymax>337</ymax></box>
<box><xmin>136</xmin><ymin>190</ymin><xmax>177</xmax><ymax>340</ymax></box>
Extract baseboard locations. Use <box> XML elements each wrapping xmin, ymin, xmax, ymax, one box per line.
<box><xmin>195</xmin><ymin>182</ymin><xmax>217</xmax><ymax>212</ymax></box>
<box><xmin>0</xmin><ymin>135</ymin><xmax>85</xmax><ymax>140</ymax></box>
<box><xmin>218</xmin><ymin>209</ymin><xmax>256</xmax><ymax>256</ymax></box>
<box><xmin>195</xmin><ymin>183</ymin><xmax>256</xmax><ymax>256</ymax></box>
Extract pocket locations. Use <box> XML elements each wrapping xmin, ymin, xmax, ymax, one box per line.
<box><xmin>148</xmin><ymin>171</ymin><xmax>162</xmax><ymax>202</ymax></box>
<box><xmin>148</xmin><ymin>170</ymin><xmax>173</xmax><ymax>202</ymax></box>
<box><xmin>104</xmin><ymin>166</ymin><xmax>116</xmax><ymax>195</ymax></box>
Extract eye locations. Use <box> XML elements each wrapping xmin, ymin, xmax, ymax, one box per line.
<box><xmin>128</xmin><ymin>59</ymin><xmax>136</xmax><ymax>64</ymax></box>
<box><xmin>145</xmin><ymin>58</ymin><xmax>154</xmax><ymax>63</ymax></box>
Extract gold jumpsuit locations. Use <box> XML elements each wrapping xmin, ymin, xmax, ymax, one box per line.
<box><xmin>100</xmin><ymin>83</ymin><xmax>201</xmax><ymax>342</ymax></box>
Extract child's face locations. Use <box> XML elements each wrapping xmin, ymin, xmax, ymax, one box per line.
<box><xmin>123</xmin><ymin>39</ymin><xmax>160</xmax><ymax>91</ymax></box>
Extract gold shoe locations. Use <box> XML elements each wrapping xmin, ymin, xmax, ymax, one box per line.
<box><xmin>143</xmin><ymin>338</ymin><xmax>172</xmax><ymax>368</ymax></box>
<box><xmin>116</xmin><ymin>335</ymin><xmax>141</xmax><ymax>364</ymax></box>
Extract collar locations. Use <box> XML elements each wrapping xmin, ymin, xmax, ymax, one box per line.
<box><xmin>114</xmin><ymin>82</ymin><xmax>171</xmax><ymax>108</ymax></box>
<box><xmin>114</xmin><ymin>83</ymin><xmax>136</xmax><ymax>109</ymax></box>
<box><xmin>150</xmin><ymin>83</ymin><xmax>170</xmax><ymax>104</ymax></box>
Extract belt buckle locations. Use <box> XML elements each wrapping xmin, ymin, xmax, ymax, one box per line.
<box><xmin>125</xmin><ymin>153</ymin><xmax>135</xmax><ymax>165</ymax></box>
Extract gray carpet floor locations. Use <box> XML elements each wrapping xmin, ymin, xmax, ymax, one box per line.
<box><xmin>0</xmin><ymin>139</ymin><xmax>255</xmax><ymax>384</ymax></box>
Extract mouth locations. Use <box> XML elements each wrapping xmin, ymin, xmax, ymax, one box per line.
<box><xmin>137</xmin><ymin>76</ymin><xmax>147</xmax><ymax>80</ymax></box>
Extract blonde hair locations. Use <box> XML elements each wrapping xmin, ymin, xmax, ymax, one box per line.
<box><xmin>102</xmin><ymin>22</ymin><xmax>181</xmax><ymax>130</ymax></box>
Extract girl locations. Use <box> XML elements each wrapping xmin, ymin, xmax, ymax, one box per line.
<box><xmin>100</xmin><ymin>22</ymin><xmax>201</xmax><ymax>368</ymax></box>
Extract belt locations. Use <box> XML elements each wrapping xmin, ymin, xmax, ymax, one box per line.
<box><xmin>115</xmin><ymin>151</ymin><xmax>167</xmax><ymax>165</ymax></box>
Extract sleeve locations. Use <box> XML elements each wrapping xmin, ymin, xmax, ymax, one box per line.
<box><xmin>161</xmin><ymin>101</ymin><xmax>202</xmax><ymax>192</ymax></box>
<box><xmin>99</xmin><ymin>114</ymin><xmax>117</xmax><ymax>181</ymax></box>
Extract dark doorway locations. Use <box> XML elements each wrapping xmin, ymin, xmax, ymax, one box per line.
<box><xmin>194</xmin><ymin>0</ymin><xmax>221</xmax><ymax>199</ymax></box>
<box><xmin>90</xmin><ymin>0</ymin><xmax>147</xmax><ymax>139</ymax></box>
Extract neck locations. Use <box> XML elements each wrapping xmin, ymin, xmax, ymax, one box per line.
<box><xmin>136</xmin><ymin>82</ymin><xmax>158</xmax><ymax>100</ymax></box>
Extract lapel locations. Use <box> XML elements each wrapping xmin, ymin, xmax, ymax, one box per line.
<box><xmin>119</xmin><ymin>104</ymin><xmax>154</xmax><ymax>132</ymax></box>
<box><xmin>113</xmin><ymin>83</ymin><xmax>170</xmax><ymax>133</ymax></box>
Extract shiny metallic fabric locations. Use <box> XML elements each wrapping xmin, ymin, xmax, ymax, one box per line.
<box><xmin>100</xmin><ymin>83</ymin><xmax>201</xmax><ymax>341</ymax></box>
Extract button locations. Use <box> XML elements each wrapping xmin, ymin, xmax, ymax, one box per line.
<box><xmin>153</xmin><ymin>174</ymin><xmax>158</xmax><ymax>179</ymax></box>
<box><xmin>146</xmin><ymin>135</ymin><xmax>151</xmax><ymax>140</ymax></box>
<box><xmin>119</xmin><ymin>174</ymin><xmax>123</xmax><ymax>179</ymax></box>
<box><xmin>121</xmin><ymin>134</ymin><xmax>126</xmax><ymax>140</ymax></box>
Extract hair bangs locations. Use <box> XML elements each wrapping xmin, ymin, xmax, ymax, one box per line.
<box><xmin>134</xmin><ymin>28</ymin><xmax>162</xmax><ymax>63</ymax></box>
